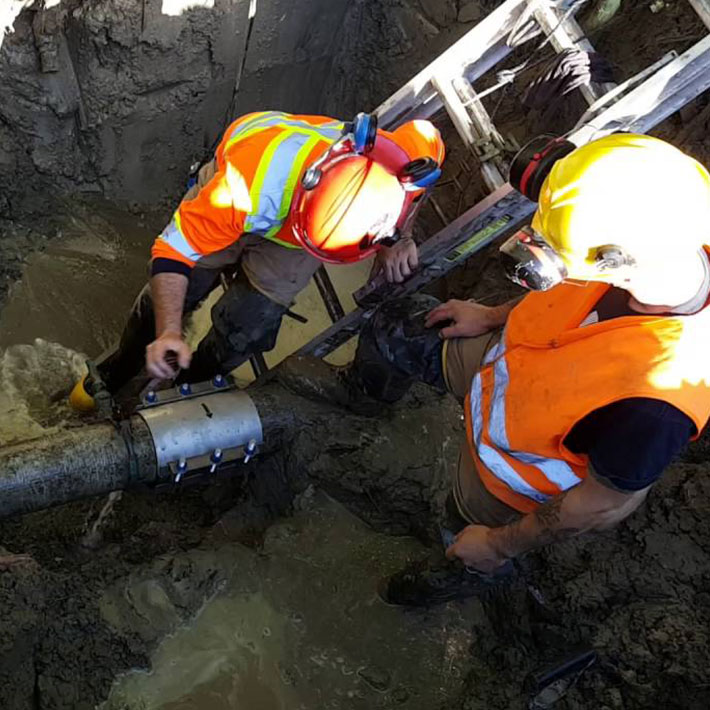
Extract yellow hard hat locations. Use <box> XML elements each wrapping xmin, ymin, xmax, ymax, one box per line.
<box><xmin>532</xmin><ymin>133</ymin><xmax>710</xmax><ymax>281</ymax></box>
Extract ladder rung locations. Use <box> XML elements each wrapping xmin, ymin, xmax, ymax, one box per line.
<box><xmin>431</xmin><ymin>74</ymin><xmax>507</xmax><ymax>191</ymax></box>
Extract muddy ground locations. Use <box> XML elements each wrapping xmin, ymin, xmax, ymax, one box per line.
<box><xmin>1</xmin><ymin>0</ymin><xmax>710</xmax><ymax>708</ymax></box>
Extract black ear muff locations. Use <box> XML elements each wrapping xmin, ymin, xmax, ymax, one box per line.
<box><xmin>399</xmin><ymin>157</ymin><xmax>442</xmax><ymax>190</ymax></box>
<box><xmin>353</xmin><ymin>112</ymin><xmax>378</xmax><ymax>153</ymax></box>
<box><xmin>509</xmin><ymin>135</ymin><xmax>576</xmax><ymax>202</ymax></box>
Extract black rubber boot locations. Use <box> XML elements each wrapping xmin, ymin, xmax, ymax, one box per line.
<box><xmin>95</xmin><ymin>285</ymin><xmax>156</xmax><ymax>394</ymax></box>
<box><xmin>378</xmin><ymin>556</ymin><xmax>515</xmax><ymax>607</ymax></box>
<box><xmin>182</xmin><ymin>274</ymin><xmax>287</xmax><ymax>383</ymax></box>
<box><xmin>95</xmin><ymin>268</ymin><xmax>222</xmax><ymax>394</ymax></box>
<box><xmin>354</xmin><ymin>294</ymin><xmax>447</xmax><ymax>403</ymax></box>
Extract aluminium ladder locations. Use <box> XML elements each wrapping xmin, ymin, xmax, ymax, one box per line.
<box><xmin>293</xmin><ymin>0</ymin><xmax>710</xmax><ymax>361</ymax></box>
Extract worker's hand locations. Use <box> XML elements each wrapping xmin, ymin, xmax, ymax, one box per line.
<box><xmin>373</xmin><ymin>237</ymin><xmax>419</xmax><ymax>284</ymax></box>
<box><xmin>146</xmin><ymin>330</ymin><xmax>192</xmax><ymax>379</ymax></box>
<box><xmin>445</xmin><ymin>524</ymin><xmax>509</xmax><ymax>574</ymax></box>
<box><xmin>426</xmin><ymin>299</ymin><xmax>501</xmax><ymax>339</ymax></box>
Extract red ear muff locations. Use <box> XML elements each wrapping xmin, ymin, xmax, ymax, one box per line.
<box><xmin>509</xmin><ymin>135</ymin><xmax>576</xmax><ymax>202</ymax></box>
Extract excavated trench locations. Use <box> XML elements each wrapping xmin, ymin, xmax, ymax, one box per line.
<box><xmin>0</xmin><ymin>1</ymin><xmax>710</xmax><ymax>709</ymax></box>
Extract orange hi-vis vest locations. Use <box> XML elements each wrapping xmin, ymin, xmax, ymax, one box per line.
<box><xmin>151</xmin><ymin>111</ymin><xmax>445</xmax><ymax>268</ymax></box>
<box><xmin>466</xmin><ymin>280</ymin><xmax>710</xmax><ymax>513</ymax></box>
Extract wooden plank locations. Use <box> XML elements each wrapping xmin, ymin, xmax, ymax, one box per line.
<box><xmin>688</xmin><ymin>0</ymin><xmax>710</xmax><ymax>30</ymax></box>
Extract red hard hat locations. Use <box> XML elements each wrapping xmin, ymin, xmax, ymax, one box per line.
<box><xmin>291</xmin><ymin>137</ymin><xmax>411</xmax><ymax>264</ymax></box>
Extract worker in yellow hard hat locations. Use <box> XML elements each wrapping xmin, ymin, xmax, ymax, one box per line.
<box><xmin>70</xmin><ymin>111</ymin><xmax>444</xmax><ymax>410</ymax></box>
<box><xmin>353</xmin><ymin>133</ymin><xmax>710</xmax><ymax>606</ymax></box>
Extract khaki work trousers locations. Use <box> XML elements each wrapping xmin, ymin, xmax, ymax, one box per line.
<box><xmin>442</xmin><ymin>333</ymin><xmax>522</xmax><ymax>528</ymax></box>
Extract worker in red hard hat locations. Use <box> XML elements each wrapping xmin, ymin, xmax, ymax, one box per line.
<box><xmin>70</xmin><ymin>111</ymin><xmax>444</xmax><ymax>409</ymax></box>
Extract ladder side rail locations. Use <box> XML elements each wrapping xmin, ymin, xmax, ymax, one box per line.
<box><xmin>382</xmin><ymin>42</ymin><xmax>516</xmax><ymax>129</ymax></box>
<box><xmin>573</xmin><ymin>33</ymin><xmax>710</xmax><ymax>144</ymax></box>
<box><xmin>347</xmin><ymin>35</ymin><xmax>710</xmax><ymax>308</ymax></box>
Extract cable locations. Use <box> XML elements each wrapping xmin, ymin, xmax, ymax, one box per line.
<box><xmin>481</xmin><ymin>0</ymin><xmax>592</xmax><ymax>112</ymax></box>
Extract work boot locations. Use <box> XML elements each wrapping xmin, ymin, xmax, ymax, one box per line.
<box><xmin>276</xmin><ymin>355</ymin><xmax>383</xmax><ymax>416</ymax></box>
<box><xmin>378</xmin><ymin>556</ymin><xmax>515</xmax><ymax>607</ymax></box>
<box><xmin>68</xmin><ymin>374</ymin><xmax>96</xmax><ymax>412</ymax></box>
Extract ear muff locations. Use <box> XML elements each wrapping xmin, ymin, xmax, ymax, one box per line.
<box><xmin>352</xmin><ymin>112</ymin><xmax>378</xmax><ymax>154</ymax></box>
<box><xmin>509</xmin><ymin>135</ymin><xmax>576</xmax><ymax>201</ymax></box>
<box><xmin>398</xmin><ymin>157</ymin><xmax>442</xmax><ymax>191</ymax></box>
<box><xmin>302</xmin><ymin>113</ymin><xmax>379</xmax><ymax>190</ymax></box>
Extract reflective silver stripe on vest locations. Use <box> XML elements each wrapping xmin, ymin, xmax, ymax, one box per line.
<box><xmin>156</xmin><ymin>216</ymin><xmax>201</xmax><ymax>262</ymax></box>
<box><xmin>231</xmin><ymin>115</ymin><xmax>343</xmax><ymax>237</ymax></box>
<box><xmin>469</xmin><ymin>333</ymin><xmax>582</xmax><ymax>502</ymax></box>
<box><xmin>470</xmin><ymin>372</ymin><xmax>550</xmax><ymax>504</ymax></box>
<box><xmin>228</xmin><ymin>111</ymin><xmax>344</xmax><ymax>145</ymax></box>
<box><xmin>244</xmin><ymin>130</ymin><xmax>318</xmax><ymax>234</ymax></box>
<box><xmin>487</xmin><ymin>354</ymin><xmax>582</xmax><ymax>491</ymax></box>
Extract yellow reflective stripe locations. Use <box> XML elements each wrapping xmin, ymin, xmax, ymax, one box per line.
<box><xmin>274</xmin><ymin>135</ymin><xmax>320</xmax><ymax>224</ymax></box>
<box><xmin>223</xmin><ymin>112</ymin><xmax>280</xmax><ymax>151</ymax></box>
<box><xmin>225</xmin><ymin>120</ymin><xmax>343</xmax><ymax>152</ymax></box>
<box><xmin>243</xmin><ymin>130</ymin><xmax>293</xmax><ymax>232</ymax></box>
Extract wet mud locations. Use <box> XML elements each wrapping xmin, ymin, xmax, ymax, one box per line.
<box><xmin>0</xmin><ymin>1</ymin><xmax>709</xmax><ymax>709</ymax></box>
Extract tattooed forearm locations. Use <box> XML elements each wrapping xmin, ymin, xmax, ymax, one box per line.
<box><xmin>489</xmin><ymin>475</ymin><xmax>644</xmax><ymax>559</ymax></box>
<box><xmin>493</xmin><ymin>494</ymin><xmax>581</xmax><ymax>557</ymax></box>
<box><xmin>533</xmin><ymin>493</ymin><xmax>581</xmax><ymax>545</ymax></box>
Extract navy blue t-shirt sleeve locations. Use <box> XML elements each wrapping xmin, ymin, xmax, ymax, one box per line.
<box><xmin>564</xmin><ymin>398</ymin><xmax>696</xmax><ymax>492</ymax></box>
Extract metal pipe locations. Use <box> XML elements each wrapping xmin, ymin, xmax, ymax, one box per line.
<box><xmin>0</xmin><ymin>417</ymin><xmax>156</xmax><ymax>519</ymax></box>
<box><xmin>0</xmin><ymin>380</ymin><xmax>325</xmax><ymax>520</ymax></box>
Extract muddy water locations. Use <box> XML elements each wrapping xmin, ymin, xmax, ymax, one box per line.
<box><xmin>0</xmin><ymin>201</ymin><xmax>421</xmax><ymax>710</ymax></box>
<box><xmin>100</xmin><ymin>494</ymin><xmax>475</xmax><ymax>710</ymax></box>
<box><xmin>0</xmin><ymin>200</ymin><xmax>155</xmax><ymax>357</ymax></box>
<box><xmin>0</xmin><ymin>198</ymin><xmax>369</xmax><ymax>394</ymax></box>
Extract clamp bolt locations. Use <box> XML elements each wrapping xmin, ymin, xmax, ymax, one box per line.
<box><xmin>243</xmin><ymin>439</ymin><xmax>257</xmax><ymax>464</ymax></box>
<box><xmin>179</xmin><ymin>383</ymin><xmax>192</xmax><ymax>396</ymax></box>
<box><xmin>209</xmin><ymin>448</ymin><xmax>223</xmax><ymax>473</ymax></box>
<box><xmin>212</xmin><ymin>374</ymin><xmax>226</xmax><ymax>388</ymax></box>
<box><xmin>175</xmin><ymin>457</ymin><xmax>187</xmax><ymax>484</ymax></box>
<box><xmin>145</xmin><ymin>390</ymin><xmax>157</xmax><ymax>404</ymax></box>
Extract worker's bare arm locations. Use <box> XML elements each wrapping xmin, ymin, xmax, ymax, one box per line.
<box><xmin>446</xmin><ymin>473</ymin><xmax>649</xmax><ymax>572</ymax></box>
<box><xmin>146</xmin><ymin>272</ymin><xmax>192</xmax><ymax>379</ymax></box>
<box><xmin>425</xmin><ymin>297</ymin><xmax>522</xmax><ymax>339</ymax></box>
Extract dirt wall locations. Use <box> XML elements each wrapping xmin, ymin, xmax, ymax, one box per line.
<box><xmin>0</xmin><ymin>0</ymin><xmax>352</xmax><ymax>218</ymax></box>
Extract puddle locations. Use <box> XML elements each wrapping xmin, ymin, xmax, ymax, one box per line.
<box><xmin>101</xmin><ymin>494</ymin><xmax>477</xmax><ymax>710</ymax></box>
